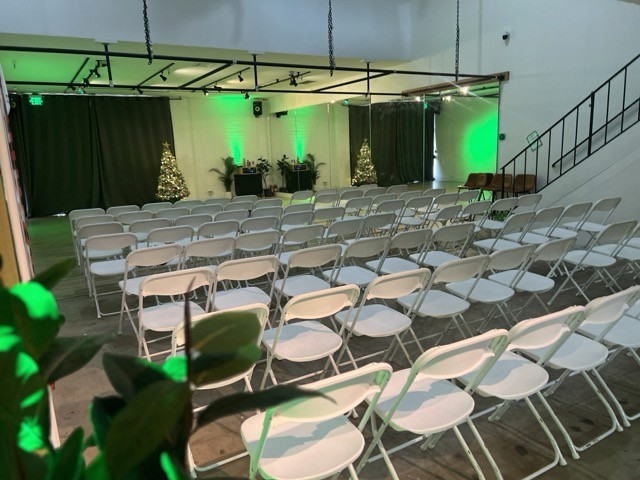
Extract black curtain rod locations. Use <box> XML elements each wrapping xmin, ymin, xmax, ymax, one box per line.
<box><xmin>0</xmin><ymin>45</ymin><xmax>496</xmax><ymax>80</ymax></box>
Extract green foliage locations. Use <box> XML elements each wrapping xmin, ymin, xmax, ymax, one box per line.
<box><xmin>255</xmin><ymin>157</ymin><xmax>271</xmax><ymax>189</ymax></box>
<box><xmin>1</xmin><ymin>260</ymin><xmax>318</xmax><ymax>479</ymax></box>
<box><xmin>209</xmin><ymin>156</ymin><xmax>236</xmax><ymax>192</ymax></box>
<box><xmin>276</xmin><ymin>154</ymin><xmax>291</xmax><ymax>188</ymax></box>
<box><xmin>302</xmin><ymin>153</ymin><xmax>326</xmax><ymax>185</ymax></box>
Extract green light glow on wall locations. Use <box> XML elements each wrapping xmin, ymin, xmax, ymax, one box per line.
<box><xmin>206</xmin><ymin>95</ymin><xmax>250</xmax><ymax>165</ymax></box>
<box><xmin>461</xmin><ymin>109</ymin><xmax>499</xmax><ymax>171</ymax></box>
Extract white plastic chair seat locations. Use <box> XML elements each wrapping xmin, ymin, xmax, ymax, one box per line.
<box><xmin>140</xmin><ymin>301</ymin><xmax>206</xmax><ymax>331</ymax></box>
<box><xmin>324</xmin><ymin>266</ymin><xmax>378</xmax><ymax>287</ymax></box>
<box><xmin>411</xmin><ymin>250</ymin><xmax>458</xmax><ymax>268</ymax></box>
<box><xmin>594</xmin><ymin>245</ymin><xmax>640</xmax><ymax>261</ymax></box>
<box><xmin>398</xmin><ymin>290</ymin><xmax>470</xmax><ymax>318</ymax></box>
<box><xmin>522</xmin><ymin>333</ymin><xmax>609</xmax><ymax>371</ymax></box>
<box><xmin>533</xmin><ymin>226</ymin><xmax>578</xmax><ymax>239</ymax></box>
<box><xmin>562</xmin><ymin>250</ymin><xmax>616</xmax><ymax>267</ymax></box>
<box><xmin>274</xmin><ymin>275</ymin><xmax>331</xmax><ymax>298</ymax></box>
<box><xmin>475</xmin><ymin>219</ymin><xmax>505</xmax><ymax>231</ymax></box>
<box><xmin>489</xmin><ymin>271</ymin><xmax>554</xmax><ymax>293</ymax></box>
<box><xmin>241</xmin><ymin>414</ymin><xmax>363</xmax><ymax>480</ymax></box>
<box><xmin>505</xmin><ymin>232</ymin><xmax>550</xmax><ymax>245</ymax></box>
<box><xmin>371</xmin><ymin>368</ymin><xmax>474</xmax><ymax>434</ymax></box>
<box><xmin>262</xmin><ymin>321</ymin><xmax>342</xmax><ymax>361</ymax></box>
<box><xmin>335</xmin><ymin>304</ymin><xmax>411</xmax><ymax>337</ymax></box>
<box><xmin>627</xmin><ymin>237</ymin><xmax>640</xmax><ymax>249</ymax></box>
<box><xmin>565</xmin><ymin>221</ymin><xmax>607</xmax><ymax>233</ymax></box>
<box><xmin>399</xmin><ymin>216</ymin><xmax>424</xmax><ymax>227</ymax></box>
<box><xmin>446</xmin><ymin>278</ymin><xmax>515</xmax><ymax>304</ymax></box>
<box><xmin>460</xmin><ymin>351</ymin><xmax>548</xmax><ymax>400</ymax></box>
<box><xmin>366</xmin><ymin>257</ymin><xmax>420</xmax><ymax>275</ymax></box>
<box><xmin>473</xmin><ymin>238</ymin><xmax>521</xmax><ymax>252</ymax></box>
<box><xmin>214</xmin><ymin>287</ymin><xmax>271</xmax><ymax>310</ymax></box>
<box><xmin>579</xmin><ymin>315</ymin><xmax>640</xmax><ymax>349</ymax></box>
<box><xmin>90</xmin><ymin>259</ymin><xmax>133</xmax><ymax>277</ymax></box>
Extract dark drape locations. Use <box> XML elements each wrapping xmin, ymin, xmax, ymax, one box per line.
<box><xmin>349</xmin><ymin>102</ymin><xmax>435</xmax><ymax>187</ymax></box>
<box><xmin>9</xmin><ymin>95</ymin><xmax>173</xmax><ymax>217</ymax></box>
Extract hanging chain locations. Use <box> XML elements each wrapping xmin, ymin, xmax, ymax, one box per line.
<box><xmin>143</xmin><ymin>0</ymin><xmax>153</xmax><ymax>65</ymax></box>
<box><xmin>455</xmin><ymin>0</ymin><xmax>460</xmax><ymax>81</ymax></box>
<box><xmin>328</xmin><ymin>0</ymin><xmax>335</xmax><ymax>76</ymax></box>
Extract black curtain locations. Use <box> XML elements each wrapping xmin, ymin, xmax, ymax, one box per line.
<box><xmin>9</xmin><ymin>95</ymin><xmax>173</xmax><ymax>217</ymax></box>
<box><xmin>349</xmin><ymin>102</ymin><xmax>435</xmax><ymax>187</ymax></box>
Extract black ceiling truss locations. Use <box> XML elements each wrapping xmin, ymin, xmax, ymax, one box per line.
<box><xmin>1</xmin><ymin>44</ymin><xmax>499</xmax><ymax>97</ymax></box>
<box><xmin>136</xmin><ymin>62</ymin><xmax>175</xmax><ymax>89</ymax></box>
<box><xmin>64</xmin><ymin>57</ymin><xmax>89</xmax><ymax>93</ymax></box>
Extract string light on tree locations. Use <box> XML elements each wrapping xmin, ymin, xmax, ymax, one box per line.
<box><xmin>156</xmin><ymin>141</ymin><xmax>190</xmax><ymax>201</ymax></box>
<box><xmin>351</xmin><ymin>138</ymin><xmax>377</xmax><ymax>186</ymax></box>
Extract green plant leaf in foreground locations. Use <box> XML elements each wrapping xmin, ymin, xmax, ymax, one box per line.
<box><xmin>196</xmin><ymin>385</ymin><xmax>323</xmax><ymax>429</ymax></box>
<box><xmin>50</xmin><ymin>427</ymin><xmax>84</xmax><ymax>480</ymax></box>
<box><xmin>191</xmin><ymin>310</ymin><xmax>261</xmax><ymax>354</ymax></box>
<box><xmin>37</xmin><ymin>334</ymin><xmax>113</xmax><ymax>384</ymax></box>
<box><xmin>32</xmin><ymin>258</ymin><xmax>76</xmax><ymax>291</ymax></box>
<box><xmin>102</xmin><ymin>353</ymin><xmax>169</xmax><ymax>400</ymax></box>
<box><xmin>190</xmin><ymin>345</ymin><xmax>261</xmax><ymax>387</ymax></box>
<box><xmin>89</xmin><ymin>396</ymin><xmax>127</xmax><ymax>450</ymax></box>
<box><xmin>104</xmin><ymin>380</ymin><xmax>190</xmax><ymax>478</ymax></box>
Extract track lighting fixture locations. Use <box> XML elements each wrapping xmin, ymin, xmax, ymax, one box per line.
<box><xmin>90</xmin><ymin>68</ymin><xmax>100</xmax><ymax>78</ymax></box>
<box><xmin>243</xmin><ymin>91</ymin><xmax>250</xmax><ymax>100</ymax></box>
<box><xmin>136</xmin><ymin>88</ymin><xmax>144</xmax><ymax>95</ymax></box>
<box><xmin>238</xmin><ymin>73</ymin><xmax>244</xmax><ymax>82</ymax></box>
<box><xmin>289</xmin><ymin>72</ymin><xmax>298</xmax><ymax>87</ymax></box>
<box><xmin>202</xmin><ymin>88</ymin><xmax>209</xmax><ymax>96</ymax></box>
<box><xmin>69</xmin><ymin>86</ymin><xmax>76</xmax><ymax>92</ymax></box>
<box><xmin>78</xmin><ymin>87</ymin><xmax>85</xmax><ymax>94</ymax></box>
<box><xmin>160</xmin><ymin>73</ymin><xmax>167</xmax><ymax>81</ymax></box>
<box><xmin>213</xmin><ymin>85</ymin><xmax>222</xmax><ymax>92</ymax></box>
<box><xmin>82</xmin><ymin>77</ymin><xmax>89</xmax><ymax>87</ymax></box>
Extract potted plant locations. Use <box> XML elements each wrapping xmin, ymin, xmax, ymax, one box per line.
<box><xmin>256</xmin><ymin>157</ymin><xmax>273</xmax><ymax>197</ymax></box>
<box><xmin>276</xmin><ymin>154</ymin><xmax>291</xmax><ymax>192</ymax></box>
<box><xmin>209</xmin><ymin>156</ymin><xmax>236</xmax><ymax>196</ymax></box>
<box><xmin>302</xmin><ymin>153</ymin><xmax>326</xmax><ymax>187</ymax></box>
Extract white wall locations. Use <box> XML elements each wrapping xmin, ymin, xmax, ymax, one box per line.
<box><xmin>170</xmin><ymin>98</ymin><xmax>350</xmax><ymax>198</ymax></box>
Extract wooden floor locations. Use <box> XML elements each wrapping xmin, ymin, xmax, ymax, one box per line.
<box><xmin>26</xmin><ymin>193</ymin><xmax>640</xmax><ymax>480</ymax></box>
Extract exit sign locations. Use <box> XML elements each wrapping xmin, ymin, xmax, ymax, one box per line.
<box><xmin>29</xmin><ymin>95</ymin><xmax>44</xmax><ymax>106</ymax></box>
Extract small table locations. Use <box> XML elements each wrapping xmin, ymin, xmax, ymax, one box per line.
<box><xmin>286</xmin><ymin>169</ymin><xmax>313</xmax><ymax>193</ymax></box>
<box><xmin>234</xmin><ymin>173</ymin><xmax>262</xmax><ymax>196</ymax></box>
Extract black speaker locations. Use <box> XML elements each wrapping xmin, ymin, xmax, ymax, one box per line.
<box><xmin>253</xmin><ymin>100</ymin><xmax>263</xmax><ymax>117</ymax></box>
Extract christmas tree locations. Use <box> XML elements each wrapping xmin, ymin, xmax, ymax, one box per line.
<box><xmin>351</xmin><ymin>138</ymin><xmax>377</xmax><ymax>185</ymax></box>
<box><xmin>156</xmin><ymin>141</ymin><xmax>190</xmax><ymax>201</ymax></box>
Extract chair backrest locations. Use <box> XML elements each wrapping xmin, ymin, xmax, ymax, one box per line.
<box><xmin>338</xmin><ymin>186</ymin><xmax>359</xmax><ymax>196</ymax></box>
<box><xmin>141</xmin><ymin>201</ymin><xmax>173</xmax><ymax>213</ymax></box>
<box><xmin>214</xmin><ymin>210</ymin><xmax>249</xmax><ymax>222</ymax></box>
<box><xmin>557</xmin><ymin>202</ymin><xmax>592</xmax><ymax>227</ymax></box>
<box><xmin>280</xmin><ymin>224</ymin><xmax>326</xmax><ymax>246</ymax></box>
<box><xmin>283</xmin><ymin>284</ymin><xmax>361</xmax><ymax>322</ymax></box>
<box><xmin>399</xmin><ymin>191</ymin><xmax>422</xmax><ymax>202</ymax></box>
<box><xmin>175</xmin><ymin>214</ymin><xmax>214</xmax><ymax>229</ymax></box>
<box><xmin>460</xmin><ymin>173</ymin><xmax>479</xmax><ymax>188</ymax></box>
<box><xmin>224</xmin><ymin>201</ymin><xmax>253</xmax><ymax>212</ymax></box>
<box><xmin>413</xmin><ymin>329</ymin><xmax>508</xmax><ymax>381</ymax></box>
<box><xmin>343</xmin><ymin>235</ymin><xmax>390</xmax><ymax>260</ymax></box>
<box><xmin>287</xmin><ymin>244</ymin><xmax>342</xmax><ymax>269</ymax></box>
<box><xmin>515</xmin><ymin>192</ymin><xmax>542</xmax><ymax>210</ymax></box>
<box><xmin>204</xmin><ymin>197</ymin><xmax>231</xmax><ymax>207</ymax></box>
<box><xmin>432</xmin><ymin>192</ymin><xmax>459</xmax><ymax>207</ymax></box>
<box><xmin>183</xmin><ymin>237</ymin><xmax>235</xmax><ymax>264</ymax></box>
<box><xmin>125</xmin><ymin>243</ymin><xmax>182</xmax><ymax>268</ymax></box>
<box><xmin>254</xmin><ymin>198</ymin><xmax>283</xmax><ymax>209</ymax></box>
<box><xmin>84</xmin><ymin>232</ymin><xmax>138</xmax><ymax>254</ymax></box>
<box><xmin>214</xmin><ymin>255</ymin><xmax>279</xmax><ymax>282</ymax></box>
<box><xmin>78</xmin><ymin>222</ymin><xmax>123</xmax><ymax>240</ymax></box>
<box><xmin>173</xmin><ymin>199</ymin><xmax>203</xmax><ymax>211</ymax></box>
<box><xmin>344</xmin><ymin>197</ymin><xmax>372</xmax><ymax>215</ymax></box>
<box><xmin>375</xmin><ymin>199</ymin><xmax>404</xmax><ymax>214</ymax></box>
<box><xmin>284</xmin><ymin>203</ymin><xmax>314</xmax><ymax>214</ymax></box>
<box><xmin>198</xmin><ymin>220</ymin><xmax>240</xmax><ymax>238</ymax></box>
<box><xmin>530</xmin><ymin>236</ymin><xmax>575</xmax><ymax>263</ymax></box>
<box><xmin>240</xmin><ymin>216</ymin><xmax>279</xmax><ymax>233</ymax></box>
<box><xmin>139</xmin><ymin>266</ymin><xmax>214</xmax><ymax>297</ymax></box>
<box><xmin>580</xmin><ymin>286</ymin><xmax>640</xmax><ymax>336</ymax></box>
<box><xmin>389</xmin><ymin>228</ymin><xmax>433</xmax><ymax>252</ymax></box>
<box><xmin>116</xmin><ymin>210</ymin><xmax>154</xmax><ymax>225</ymax></box>
<box><xmin>489</xmin><ymin>197</ymin><xmax>518</xmax><ymax>214</ymax></box>
<box><xmin>69</xmin><ymin>208</ymin><xmax>106</xmax><ymax>224</ymax></box>
<box><xmin>498</xmin><ymin>211</ymin><xmax>536</xmax><ymax>237</ymax></box>
<box><xmin>581</xmin><ymin>196</ymin><xmax>622</xmax><ymax>227</ymax></box>
<box><xmin>232</xmin><ymin>194</ymin><xmax>258</xmax><ymax>203</ymax></box>
<box><xmin>338</xmin><ymin>189</ymin><xmax>364</xmax><ymax>203</ymax></box>
<box><xmin>364</xmin><ymin>268</ymin><xmax>431</xmax><ymax>302</ymax></box>
<box><xmin>404</xmin><ymin>196</ymin><xmax>433</xmax><ymax>212</ymax></box>
<box><xmin>280</xmin><ymin>211</ymin><xmax>314</xmax><ymax>227</ymax></box>
<box><xmin>235</xmin><ymin>231</ymin><xmax>280</xmax><ymax>253</ymax></box>
<box><xmin>423</xmin><ymin>187</ymin><xmax>446</xmax><ymax>197</ymax></box>
<box><xmin>430</xmin><ymin>255</ymin><xmax>490</xmax><ymax>284</ymax></box>
<box><xmin>528</xmin><ymin>206</ymin><xmax>564</xmax><ymax>230</ymax></box>
<box><xmin>191</xmin><ymin>204</ymin><xmax>224</xmax><ymax>217</ymax></box>
<box><xmin>251</xmin><ymin>206</ymin><xmax>283</xmax><ymax>218</ymax></box>
<box><xmin>147</xmin><ymin>225</ymin><xmax>193</xmax><ymax>245</ymax></box>
<box><xmin>430</xmin><ymin>204</ymin><xmax>462</xmax><ymax>224</ymax></box>
<box><xmin>290</xmin><ymin>190</ymin><xmax>314</xmax><ymax>203</ymax></box>
<box><xmin>507</xmin><ymin>306</ymin><xmax>586</xmax><ymax>362</ymax></box>
<box><xmin>75</xmin><ymin>215</ymin><xmax>116</xmax><ymax>230</ymax></box>
<box><xmin>325</xmin><ymin>218</ymin><xmax>363</xmax><ymax>241</ymax></box>
<box><xmin>487</xmin><ymin>173</ymin><xmax>513</xmax><ymax>190</ymax></box>
<box><xmin>457</xmin><ymin>190</ymin><xmax>481</xmax><ymax>204</ymax></box>
<box><xmin>362</xmin><ymin>212</ymin><xmax>396</xmax><ymax>232</ymax></box>
<box><xmin>459</xmin><ymin>200</ymin><xmax>491</xmax><ymax>220</ymax></box>
<box><xmin>129</xmin><ymin>218</ymin><xmax>171</xmax><ymax>235</ymax></box>
<box><xmin>432</xmin><ymin>222</ymin><xmax>474</xmax><ymax>245</ymax></box>
<box><xmin>155</xmin><ymin>207</ymin><xmax>190</xmax><ymax>221</ymax></box>
<box><xmin>371</xmin><ymin>193</ymin><xmax>396</xmax><ymax>206</ymax></box>
<box><xmin>358</xmin><ymin>183</ymin><xmax>378</xmax><ymax>191</ymax></box>
<box><xmin>486</xmin><ymin>244</ymin><xmax>536</xmax><ymax>271</ymax></box>
<box><xmin>593</xmin><ymin>219</ymin><xmax>637</xmax><ymax>248</ymax></box>
<box><xmin>363</xmin><ymin>187</ymin><xmax>386</xmax><ymax>197</ymax></box>
<box><xmin>312</xmin><ymin>206</ymin><xmax>345</xmax><ymax>223</ymax></box>
<box><xmin>314</xmin><ymin>192</ymin><xmax>339</xmax><ymax>206</ymax></box>
<box><xmin>106</xmin><ymin>205</ymin><xmax>140</xmax><ymax>216</ymax></box>
<box><xmin>386</xmin><ymin>184</ymin><xmax>408</xmax><ymax>195</ymax></box>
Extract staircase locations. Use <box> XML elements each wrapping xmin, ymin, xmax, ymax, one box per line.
<box><xmin>498</xmin><ymin>51</ymin><xmax>640</xmax><ymax>196</ymax></box>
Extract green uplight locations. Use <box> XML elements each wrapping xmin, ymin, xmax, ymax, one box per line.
<box><xmin>462</xmin><ymin>110</ymin><xmax>499</xmax><ymax>171</ymax></box>
<box><xmin>10</xmin><ymin>282</ymin><xmax>59</xmax><ymax>321</ymax></box>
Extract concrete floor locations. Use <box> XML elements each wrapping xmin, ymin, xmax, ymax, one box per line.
<box><xmin>32</xmin><ymin>205</ymin><xmax>640</xmax><ymax>479</ymax></box>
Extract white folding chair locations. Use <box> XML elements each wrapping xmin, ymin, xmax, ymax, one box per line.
<box><xmin>337</xmin><ymin>188</ymin><xmax>364</xmax><ymax>205</ymax></box>
<box><xmin>232</xmin><ymin>194</ymin><xmax>258</xmax><ymax>203</ymax></box>
<box><xmin>211</xmin><ymin>255</ymin><xmax>279</xmax><ymax>312</ymax></box>
<box><xmin>424</xmin><ymin>204</ymin><xmax>462</xmax><ymax>228</ymax></box>
<box><xmin>313</xmin><ymin>191</ymin><xmax>339</xmax><ymax>208</ymax></box>
<box><xmin>324</xmin><ymin>236</ymin><xmax>390</xmax><ymax>288</ymax></box>
<box><xmin>174</xmin><ymin>199</ymin><xmax>203</xmax><ymax>212</ymax></box>
<box><xmin>473</xmin><ymin>211</ymin><xmax>536</xmax><ymax>253</ymax></box>
<box><xmin>137</xmin><ymin>267</ymin><xmax>214</xmax><ymax>359</ymax></box>
<box><xmin>276</xmin><ymin>224</ymin><xmax>326</xmax><ymax>266</ymax></box>
<box><xmin>240</xmin><ymin>216</ymin><xmax>279</xmax><ymax>233</ymax></box>
<box><xmin>370</xmin><ymin>193</ymin><xmax>396</xmax><ymax>209</ymax></box>
<box><xmin>504</xmin><ymin>206</ymin><xmax>564</xmax><ymax>245</ymax></box>
<box><xmin>366</xmin><ymin>228</ymin><xmax>433</xmax><ymax>275</ymax></box>
<box><xmin>283</xmin><ymin>203</ymin><xmax>314</xmax><ymax>215</ymax></box>
<box><xmin>235</xmin><ymin>230</ymin><xmax>280</xmax><ymax>257</ymax></box>
<box><xmin>129</xmin><ymin>218</ymin><xmax>171</xmax><ymax>243</ymax></box>
<box><xmin>175</xmin><ymin>214</ymin><xmax>214</xmax><ymax>233</ymax></box>
<box><xmin>260</xmin><ymin>284</ymin><xmax>361</xmax><ymax>388</ymax></box>
<box><xmin>398</xmin><ymin>191</ymin><xmax>421</xmax><ymax>202</ymax></box>
<box><xmin>107</xmin><ymin>204</ymin><xmax>140</xmax><ymax>216</ymax></box>
<box><xmin>363</xmin><ymin>186</ymin><xmax>386</xmax><ymax>198</ymax></box>
<box><xmin>336</xmin><ymin>268</ymin><xmax>432</xmax><ymax>367</ymax></box>
<box><xmin>312</xmin><ymin>206</ymin><xmax>345</xmax><ymax>226</ymax></box>
<box><xmin>457</xmin><ymin>199</ymin><xmax>491</xmax><ymax>225</ymax></box>
<box><xmin>116</xmin><ymin>210</ymin><xmax>153</xmax><ymax>226</ymax></box>
<box><xmin>155</xmin><ymin>207</ymin><xmax>190</xmax><ymax>224</ymax></box>
<box><xmin>250</xmin><ymin>206</ymin><xmax>283</xmax><ymax>219</ymax></box>
<box><xmin>254</xmin><ymin>198</ymin><xmax>282</xmax><ymax>209</ymax></box>
<box><xmin>343</xmin><ymin>197</ymin><xmax>373</xmax><ymax>219</ymax></box>
<box><xmin>532</xmin><ymin>202</ymin><xmax>592</xmax><ymax>240</ymax></box>
<box><xmin>118</xmin><ymin>244</ymin><xmax>183</xmax><ymax>335</ymax></box>
<box><xmin>146</xmin><ymin>225</ymin><xmax>193</xmax><ymax>247</ymax></box>
<box><xmin>141</xmin><ymin>201</ymin><xmax>173</xmax><ymax>214</ymax></box>
<box><xmin>289</xmin><ymin>190</ymin><xmax>313</xmax><ymax>204</ymax></box>
<box><xmin>224</xmin><ymin>201</ymin><xmax>253</xmax><ymax>212</ymax></box>
<box><xmin>356</xmin><ymin>330</ymin><xmax>509</xmax><ymax>480</ymax></box>
<box><xmin>243</xmin><ymin>363</ymin><xmax>392</xmax><ymax>480</ymax></box>
<box><xmin>473</xmin><ymin>197</ymin><xmax>518</xmax><ymax>234</ymax></box>
<box><xmin>411</xmin><ymin>222</ymin><xmax>474</xmax><ymax>268</ymax></box>
<box><xmin>214</xmin><ymin>210</ymin><xmax>249</xmax><ymax>223</ymax></box>
<box><xmin>422</xmin><ymin>187</ymin><xmax>445</xmax><ymax>197</ymax></box>
<box><xmin>191</xmin><ymin>204</ymin><xmax>224</xmax><ymax>217</ymax></box>
<box><xmin>204</xmin><ymin>197</ymin><xmax>231</xmax><ymax>207</ymax></box>
<box><xmin>396</xmin><ymin>196</ymin><xmax>433</xmax><ymax>230</ymax></box>
<box><xmin>198</xmin><ymin>220</ymin><xmax>240</xmax><ymax>239</ymax></box>
<box><xmin>181</xmin><ymin>237</ymin><xmax>235</xmax><ymax>271</ymax></box>
<box><xmin>386</xmin><ymin>184</ymin><xmax>407</xmax><ymax>196</ymax></box>
<box><xmin>77</xmin><ymin>221</ymin><xmax>123</xmax><ymax>275</ymax></box>
<box><xmin>563</xmin><ymin>196</ymin><xmax>622</xmax><ymax>244</ymax></box>
<box><xmin>279</xmin><ymin>211</ymin><xmax>314</xmax><ymax>232</ymax></box>
<box><xmin>513</xmin><ymin>192</ymin><xmax>542</xmax><ymax>212</ymax></box>
<box><xmin>360</xmin><ymin>212</ymin><xmax>397</xmax><ymax>237</ymax></box>
<box><xmin>322</xmin><ymin>217</ymin><xmax>364</xmax><ymax>254</ymax></box>
<box><xmin>456</xmin><ymin>189</ymin><xmax>482</xmax><ymax>204</ymax></box>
